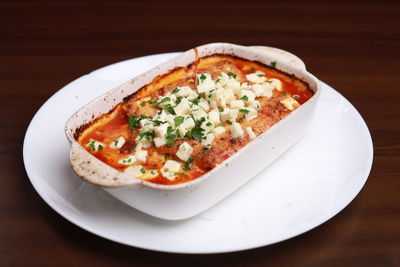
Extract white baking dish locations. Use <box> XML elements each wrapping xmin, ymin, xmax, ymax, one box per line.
<box><xmin>65</xmin><ymin>43</ymin><xmax>321</xmax><ymax>220</ymax></box>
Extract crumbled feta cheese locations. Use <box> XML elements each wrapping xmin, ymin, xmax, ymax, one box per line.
<box><xmin>198</xmin><ymin>98</ymin><xmax>210</xmax><ymax>111</ymax></box>
<box><xmin>230</xmin><ymin>99</ymin><xmax>245</xmax><ymax>109</ymax></box>
<box><xmin>201</xmin><ymin>120</ymin><xmax>214</xmax><ymax>134</ymax></box>
<box><xmin>230</xmin><ymin>122</ymin><xmax>244</xmax><ymax>138</ymax></box>
<box><xmin>268</xmin><ymin>78</ymin><xmax>283</xmax><ymax>91</ymax></box>
<box><xmin>226</xmin><ymin>79</ymin><xmax>241</xmax><ymax>95</ymax></box>
<box><xmin>220</xmin><ymin>108</ymin><xmax>231</xmax><ymax>122</ymax></box>
<box><xmin>87</xmin><ymin>139</ymin><xmax>104</xmax><ymax>152</ymax></box>
<box><xmin>191</xmin><ymin>107</ymin><xmax>208</xmax><ymax>121</ymax></box>
<box><xmin>197</xmin><ymin>73</ymin><xmax>215</xmax><ymax>93</ymax></box>
<box><xmin>241</xmin><ymin>82</ymin><xmax>252</xmax><ymax>90</ymax></box>
<box><xmin>176</xmin><ymin>142</ymin><xmax>193</xmax><ymax>161</ymax></box>
<box><xmin>154</xmin><ymin>137</ymin><xmax>167</xmax><ymax>147</ymax></box>
<box><xmin>246</xmin><ymin>73</ymin><xmax>267</xmax><ymax>83</ymax></box>
<box><xmin>174</xmin><ymin>98</ymin><xmax>191</xmax><ymax>115</ymax></box>
<box><xmin>141</xmin><ymin>169</ymin><xmax>159</xmax><ymax>180</ymax></box>
<box><xmin>255</xmin><ymin>70</ymin><xmax>265</xmax><ymax>76</ymax></box>
<box><xmin>165</xmin><ymin>114</ymin><xmax>175</xmax><ymax>125</ymax></box>
<box><xmin>201</xmin><ymin>133</ymin><xmax>215</xmax><ymax>148</ymax></box>
<box><xmin>135</xmin><ymin>149</ymin><xmax>148</xmax><ymax>162</ymax></box>
<box><xmin>212</xmin><ymin>126</ymin><xmax>226</xmax><ymax>136</ymax></box>
<box><xmin>109</xmin><ymin>136</ymin><xmax>125</xmax><ymax>149</ymax></box>
<box><xmin>154</xmin><ymin>123</ymin><xmax>168</xmax><ymax>138</ymax></box>
<box><xmin>124</xmin><ymin>165</ymin><xmax>144</xmax><ymax>178</ymax></box>
<box><xmin>280</xmin><ymin>96</ymin><xmax>300</xmax><ymax>110</ymax></box>
<box><xmin>208</xmin><ymin>109</ymin><xmax>220</xmax><ymax>125</ymax></box>
<box><xmin>223</xmin><ymin>88</ymin><xmax>235</xmax><ymax>102</ymax></box>
<box><xmin>249</xmin><ymin>100</ymin><xmax>261</xmax><ymax>110</ymax></box>
<box><xmin>246</xmin><ymin>127</ymin><xmax>256</xmax><ymax>139</ymax></box>
<box><xmin>161</xmin><ymin>160</ymin><xmax>182</xmax><ymax>181</ymax></box>
<box><xmin>175</xmin><ymin>86</ymin><xmax>198</xmax><ymax>100</ymax></box>
<box><xmin>244</xmin><ymin>107</ymin><xmax>258</xmax><ymax>121</ymax></box>
<box><xmin>181</xmin><ymin>116</ymin><xmax>195</xmax><ymax>130</ymax></box>
<box><xmin>118</xmin><ymin>155</ymin><xmax>137</xmax><ymax>165</ymax></box>
<box><xmin>240</xmin><ymin>90</ymin><xmax>256</xmax><ymax>103</ymax></box>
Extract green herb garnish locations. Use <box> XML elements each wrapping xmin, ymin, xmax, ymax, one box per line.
<box><xmin>147</xmin><ymin>98</ymin><xmax>157</xmax><ymax>104</ymax></box>
<box><xmin>174</xmin><ymin>116</ymin><xmax>184</xmax><ymax>127</ymax></box>
<box><xmin>199</xmin><ymin>74</ymin><xmax>206</xmax><ymax>82</ymax></box>
<box><xmin>165</xmin><ymin>106</ymin><xmax>176</xmax><ymax>115</ymax></box>
<box><xmin>226</xmin><ymin>120</ymin><xmax>233</xmax><ymax>125</ymax></box>
<box><xmin>183</xmin><ymin>157</ymin><xmax>194</xmax><ymax>171</ymax></box>
<box><xmin>240</xmin><ymin>95</ymin><xmax>249</xmax><ymax>101</ymax></box>
<box><xmin>293</xmin><ymin>94</ymin><xmax>300</xmax><ymax>100</ymax></box>
<box><xmin>140</xmin><ymin>167</ymin><xmax>146</xmax><ymax>174</ymax></box>
<box><xmin>239</xmin><ymin>109</ymin><xmax>250</xmax><ymax>114</ymax></box>
<box><xmin>128</xmin><ymin>115</ymin><xmax>140</xmax><ymax>129</ymax></box>
<box><xmin>227</xmin><ymin>72</ymin><xmax>236</xmax><ymax>79</ymax></box>
<box><xmin>206</xmin><ymin>122</ymin><xmax>212</xmax><ymax>126</ymax></box>
<box><xmin>271</xmin><ymin>61</ymin><xmax>277</xmax><ymax>68</ymax></box>
<box><xmin>139</xmin><ymin>102</ymin><xmax>146</xmax><ymax>107</ymax></box>
<box><xmin>88</xmin><ymin>140</ymin><xmax>96</xmax><ymax>151</ymax></box>
<box><xmin>172</xmin><ymin>87</ymin><xmax>180</xmax><ymax>93</ymax></box>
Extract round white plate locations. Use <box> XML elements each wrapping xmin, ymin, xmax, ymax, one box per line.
<box><xmin>23</xmin><ymin>53</ymin><xmax>373</xmax><ymax>254</ymax></box>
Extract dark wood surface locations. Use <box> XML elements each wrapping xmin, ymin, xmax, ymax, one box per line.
<box><xmin>1</xmin><ymin>0</ymin><xmax>399</xmax><ymax>266</ymax></box>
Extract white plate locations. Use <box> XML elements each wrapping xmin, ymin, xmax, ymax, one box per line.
<box><xmin>23</xmin><ymin>52</ymin><xmax>373</xmax><ymax>254</ymax></box>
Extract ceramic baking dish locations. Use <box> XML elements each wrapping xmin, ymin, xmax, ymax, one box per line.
<box><xmin>65</xmin><ymin>43</ymin><xmax>321</xmax><ymax>220</ymax></box>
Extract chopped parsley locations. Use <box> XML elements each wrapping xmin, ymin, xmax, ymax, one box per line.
<box><xmin>192</xmin><ymin>97</ymin><xmax>201</xmax><ymax>105</ymax></box>
<box><xmin>188</xmin><ymin>127</ymin><xmax>204</xmax><ymax>141</ymax></box>
<box><xmin>140</xmin><ymin>167</ymin><xmax>146</xmax><ymax>174</ymax></box>
<box><xmin>128</xmin><ymin>115</ymin><xmax>140</xmax><ymax>129</ymax></box>
<box><xmin>98</xmin><ymin>145</ymin><xmax>103</xmax><ymax>150</ymax></box>
<box><xmin>165</xmin><ymin>106</ymin><xmax>176</xmax><ymax>115</ymax></box>
<box><xmin>175</xmin><ymin>97</ymin><xmax>182</xmax><ymax>105</ymax></box>
<box><xmin>166</xmin><ymin>126</ymin><xmax>177</xmax><ymax>147</ymax></box>
<box><xmin>150</xmin><ymin>170</ymin><xmax>156</xmax><ymax>175</ymax></box>
<box><xmin>206</xmin><ymin>122</ymin><xmax>212</xmax><ymax>126</ymax></box>
<box><xmin>138</xmin><ymin>130</ymin><xmax>155</xmax><ymax>141</ymax></box>
<box><xmin>153</xmin><ymin>120</ymin><xmax>166</xmax><ymax>126</ymax></box>
<box><xmin>227</xmin><ymin>72</ymin><xmax>236</xmax><ymax>79</ymax></box>
<box><xmin>147</xmin><ymin>98</ymin><xmax>157</xmax><ymax>104</ymax></box>
<box><xmin>88</xmin><ymin>140</ymin><xmax>96</xmax><ymax>151</ymax></box>
<box><xmin>239</xmin><ymin>109</ymin><xmax>250</xmax><ymax>114</ymax></box>
<box><xmin>271</xmin><ymin>61</ymin><xmax>277</xmax><ymax>68</ymax></box>
<box><xmin>114</xmin><ymin>140</ymin><xmax>119</xmax><ymax>146</ymax></box>
<box><xmin>219</xmin><ymin>108</ymin><xmax>224</xmax><ymax>112</ymax></box>
<box><xmin>174</xmin><ymin>116</ymin><xmax>184</xmax><ymax>127</ymax></box>
<box><xmin>240</xmin><ymin>95</ymin><xmax>249</xmax><ymax>101</ymax></box>
<box><xmin>199</xmin><ymin>74</ymin><xmax>207</xmax><ymax>82</ymax></box>
<box><xmin>226</xmin><ymin>120</ymin><xmax>233</xmax><ymax>125</ymax></box>
<box><xmin>183</xmin><ymin>157</ymin><xmax>194</xmax><ymax>171</ymax></box>
<box><xmin>172</xmin><ymin>87</ymin><xmax>180</xmax><ymax>93</ymax></box>
<box><xmin>293</xmin><ymin>94</ymin><xmax>300</xmax><ymax>100</ymax></box>
<box><xmin>139</xmin><ymin>102</ymin><xmax>146</xmax><ymax>107</ymax></box>
<box><xmin>159</xmin><ymin>97</ymin><xmax>171</xmax><ymax>104</ymax></box>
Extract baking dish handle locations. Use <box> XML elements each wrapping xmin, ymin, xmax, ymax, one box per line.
<box><xmin>250</xmin><ymin>46</ymin><xmax>306</xmax><ymax>71</ymax></box>
<box><xmin>70</xmin><ymin>142</ymin><xmax>140</xmax><ymax>187</ymax></box>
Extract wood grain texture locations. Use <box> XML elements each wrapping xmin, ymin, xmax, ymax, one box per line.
<box><xmin>1</xmin><ymin>0</ymin><xmax>399</xmax><ymax>266</ymax></box>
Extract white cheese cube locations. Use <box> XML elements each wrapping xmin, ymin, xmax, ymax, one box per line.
<box><xmin>246</xmin><ymin>73</ymin><xmax>267</xmax><ymax>83</ymax></box>
<box><xmin>280</xmin><ymin>97</ymin><xmax>300</xmax><ymax>110</ymax></box>
<box><xmin>201</xmin><ymin>133</ymin><xmax>215</xmax><ymax>148</ymax></box>
<box><xmin>154</xmin><ymin>110</ymin><xmax>167</xmax><ymax>122</ymax></box>
<box><xmin>220</xmin><ymin>108</ymin><xmax>231</xmax><ymax>122</ymax></box>
<box><xmin>244</xmin><ymin>108</ymin><xmax>258</xmax><ymax>121</ymax></box>
<box><xmin>136</xmin><ymin>138</ymin><xmax>152</xmax><ymax>148</ymax></box>
<box><xmin>252</xmin><ymin>83</ymin><xmax>267</xmax><ymax>97</ymax></box>
<box><xmin>201</xmin><ymin>120</ymin><xmax>215</xmax><ymax>134</ymax></box>
<box><xmin>246</xmin><ymin>127</ymin><xmax>256</xmax><ymax>139</ymax></box>
<box><xmin>109</xmin><ymin>136</ymin><xmax>125</xmax><ymax>149</ymax></box>
<box><xmin>212</xmin><ymin>126</ymin><xmax>226</xmax><ymax>136</ymax></box>
<box><xmin>208</xmin><ymin>109</ymin><xmax>220</xmax><ymax>125</ymax></box>
<box><xmin>213</xmin><ymin>87</ymin><xmax>227</xmax><ymax>108</ymax></box>
<box><xmin>165</xmin><ymin>114</ymin><xmax>175</xmax><ymax>125</ymax></box>
<box><xmin>139</xmin><ymin>118</ymin><xmax>153</xmax><ymax>128</ymax></box>
<box><xmin>230</xmin><ymin>100</ymin><xmax>245</xmax><ymax>109</ymax></box>
<box><xmin>198</xmin><ymin>98</ymin><xmax>210</xmax><ymax>111</ymax></box>
<box><xmin>176</xmin><ymin>142</ymin><xmax>193</xmax><ymax>161</ymax></box>
<box><xmin>174</xmin><ymin>98</ymin><xmax>191</xmax><ymax>115</ymax></box>
<box><xmin>135</xmin><ymin>149</ymin><xmax>148</xmax><ymax>162</ymax></box>
<box><xmin>241</xmin><ymin>82</ymin><xmax>252</xmax><ymax>90</ymax></box>
<box><xmin>181</xmin><ymin>116</ymin><xmax>195</xmax><ymax>130</ymax></box>
<box><xmin>154</xmin><ymin>123</ymin><xmax>168</xmax><ymax>138</ymax></box>
<box><xmin>87</xmin><ymin>139</ymin><xmax>104</xmax><ymax>152</ymax></box>
<box><xmin>230</xmin><ymin>122</ymin><xmax>244</xmax><ymax>138</ymax></box>
<box><xmin>178</xmin><ymin>125</ymin><xmax>188</xmax><ymax>137</ymax></box>
<box><xmin>174</xmin><ymin>86</ymin><xmax>197</xmax><ymax>99</ymax></box>
<box><xmin>191</xmin><ymin>107</ymin><xmax>208</xmax><ymax>121</ymax></box>
<box><xmin>153</xmin><ymin>137</ymin><xmax>167</xmax><ymax>147</ymax></box>
<box><xmin>249</xmin><ymin>100</ymin><xmax>261</xmax><ymax>110</ymax></box>
<box><xmin>197</xmin><ymin>73</ymin><xmax>215</xmax><ymax>93</ymax></box>
<box><xmin>141</xmin><ymin>169</ymin><xmax>159</xmax><ymax>180</ymax></box>
<box><xmin>124</xmin><ymin>165</ymin><xmax>144</xmax><ymax>178</ymax></box>
<box><xmin>229</xmin><ymin>109</ymin><xmax>239</xmax><ymax>121</ymax></box>
<box><xmin>268</xmin><ymin>78</ymin><xmax>283</xmax><ymax>91</ymax></box>
<box><xmin>240</xmin><ymin>90</ymin><xmax>256</xmax><ymax>103</ymax></box>
<box><xmin>223</xmin><ymin>88</ymin><xmax>235</xmax><ymax>102</ymax></box>
<box><xmin>118</xmin><ymin>155</ymin><xmax>137</xmax><ymax>165</ymax></box>
<box><xmin>161</xmin><ymin>160</ymin><xmax>182</xmax><ymax>181</ymax></box>
<box><xmin>226</xmin><ymin>79</ymin><xmax>241</xmax><ymax>95</ymax></box>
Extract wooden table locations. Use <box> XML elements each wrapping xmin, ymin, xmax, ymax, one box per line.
<box><xmin>1</xmin><ymin>1</ymin><xmax>399</xmax><ymax>266</ymax></box>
